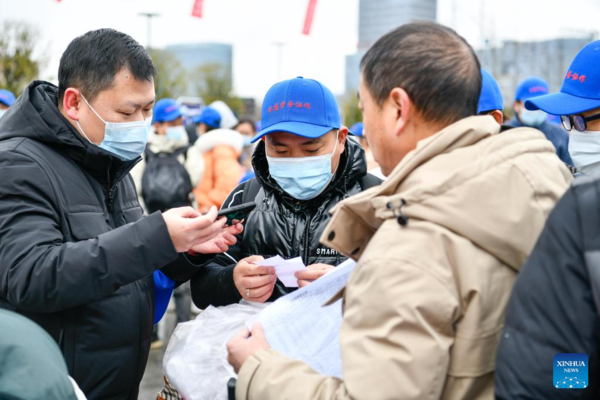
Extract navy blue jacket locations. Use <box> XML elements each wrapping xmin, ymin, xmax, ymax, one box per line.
<box><xmin>506</xmin><ymin>117</ymin><xmax>573</xmax><ymax>165</ymax></box>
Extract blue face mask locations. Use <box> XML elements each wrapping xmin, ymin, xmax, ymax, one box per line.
<box><xmin>243</xmin><ymin>136</ymin><xmax>253</xmax><ymax>148</ymax></box>
<box><xmin>519</xmin><ymin>108</ymin><xmax>547</xmax><ymax>127</ymax></box>
<box><xmin>166</xmin><ymin>125</ymin><xmax>187</xmax><ymax>141</ymax></box>
<box><xmin>76</xmin><ymin>95</ymin><xmax>151</xmax><ymax>161</ymax></box>
<box><xmin>267</xmin><ymin>132</ymin><xmax>339</xmax><ymax>201</ymax></box>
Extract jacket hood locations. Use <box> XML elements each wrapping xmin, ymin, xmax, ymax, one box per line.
<box><xmin>321</xmin><ymin>116</ymin><xmax>572</xmax><ymax>270</ymax></box>
<box><xmin>0</xmin><ymin>81</ymin><xmax>139</xmax><ymax>187</ymax></box>
<box><xmin>0</xmin><ymin>81</ymin><xmax>85</xmax><ymax>147</ymax></box>
<box><xmin>251</xmin><ymin>135</ymin><xmax>368</xmax><ymax>203</ymax></box>
<box><xmin>193</xmin><ymin>128</ymin><xmax>244</xmax><ymax>154</ymax></box>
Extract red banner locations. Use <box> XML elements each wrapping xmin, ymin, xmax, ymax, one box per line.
<box><xmin>302</xmin><ymin>0</ymin><xmax>318</xmax><ymax>35</ymax></box>
<box><xmin>191</xmin><ymin>0</ymin><xmax>203</xmax><ymax>18</ymax></box>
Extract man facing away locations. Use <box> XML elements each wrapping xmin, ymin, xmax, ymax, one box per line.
<box><xmin>226</xmin><ymin>22</ymin><xmax>572</xmax><ymax>400</ymax></box>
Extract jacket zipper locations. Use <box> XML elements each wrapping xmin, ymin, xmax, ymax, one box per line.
<box><xmin>106</xmin><ymin>188</ymin><xmax>115</xmax><ymax>213</ymax></box>
<box><xmin>105</xmin><ymin>158</ymin><xmax>141</xmax><ymax>215</ymax></box>
<box><xmin>302</xmin><ymin>211</ymin><xmax>312</xmax><ymax>264</ymax></box>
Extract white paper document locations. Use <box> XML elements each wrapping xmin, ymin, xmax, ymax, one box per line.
<box><xmin>255</xmin><ymin>256</ymin><xmax>307</xmax><ymax>287</ymax></box>
<box><xmin>249</xmin><ymin>259</ymin><xmax>357</xmax><ymax>378</ymax></box>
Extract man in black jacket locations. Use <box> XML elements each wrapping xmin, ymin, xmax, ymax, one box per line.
<box><xmin>0</xmin><ymin>29</ymin><xmax>240</xmax><ymax>400</ymax></box>
<box><xmin>495</xmin><ymin>39</ymin><xmax>600</xmax><ymax>399</ymax></box>
<box><xmin>191</xmin><ymin>77</ymin><xmax>380</xmax><ymax>308</ymax></box>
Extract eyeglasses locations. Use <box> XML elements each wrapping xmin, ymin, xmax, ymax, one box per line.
<box><xmin>561</xmin><ymin>113</ymin><xmax>600</xmax><ymax>132</ymax></box>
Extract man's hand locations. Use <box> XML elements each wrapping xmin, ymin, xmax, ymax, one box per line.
<box><xmin>295</xmin><ymin>263</ymin><xmax>335</xmax><ymax>288</ymax></box>
<box><xmin>233</xmin><ymin>256</ymin><xmax>277</xmax><ymax>302</ymax></box>
<box><xmin>227</xmin><ymin>323</ymin><xmax>270</xmax><ymax>373</ymax></box>
<box><xmin>190</xmin><ymin>222</ymin><xmax>244</xmax><ymax>254</ymax></box>
<box><xmin>162</xmin><ymin>206</ymin><xmax>226</xmax><ymax>253</ymax></box>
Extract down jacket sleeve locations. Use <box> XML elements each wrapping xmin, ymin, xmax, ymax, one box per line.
<box><xmin>0</xmin><ymin>151</ymin><xmax>178</xmax><ymax>313</ymax></box>
<box><xmin>190</xmin><ymin>182</ymin><xmax>246</xmax><ymax>309</ymax></box>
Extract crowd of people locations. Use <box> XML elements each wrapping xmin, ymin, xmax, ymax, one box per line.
<box><xmin>0</xmin><ymin>19</ymin><xmax>599</xmax><ymax>400</ymax></box>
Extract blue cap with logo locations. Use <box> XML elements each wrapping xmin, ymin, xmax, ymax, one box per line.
<box><xmin>477</xmin><ymin>69</ymin><xmax>504</xmax><ymax>113</ymax></box>
<box><xmin>251</xmin><ymin>77</ymin><xmax>340</xmax><ymax>143</ymax></box>
<box><xmin>153</xmin><ymin>98</ymin><xmax>182</xmax><ymax>123</ymax></box>
<box><xmin>350</xmin><ymin>122</ymin><xmax>364</xmax><ymax>137</ymax></box>
<box><xmin>192</xmin><ymin>106</ymin><xmax>222</xmax><ymax>128</ymax></box>
<box><xmin>0</xmin><ymin>89</ymin><xmax>16</xmax><ymax>107</ymax></box>
<box><xmin>515</xmin><ymin>77</ymin><xmax>549</xmax><ymax>102</ymax></box>
<box><xmin>526</xmin><ymin>41</ymin><xmax>600</xmax><ymax>115</ymax></box>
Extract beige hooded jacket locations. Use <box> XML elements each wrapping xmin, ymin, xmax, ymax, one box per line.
<box><xmin>236</xmin><ymin>116</ymin><xmax>572</xmax><ymax>400</ymax></box>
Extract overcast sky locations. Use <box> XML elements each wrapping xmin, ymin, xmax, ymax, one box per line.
<box><xmin>1</xmin><ymin>0</ymin><xmax>599</xmax><ymax>99</ymax></box>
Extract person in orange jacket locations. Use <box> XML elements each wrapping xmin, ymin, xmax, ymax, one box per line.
<box><xmin>191</xmin><ymin>128</ymin><xmax>245</xmax><ymax>212</ymax></box>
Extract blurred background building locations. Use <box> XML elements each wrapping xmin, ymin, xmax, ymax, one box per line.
<box><xmin>167</xmin><ymin>42</ymin><xmax>233</xmax><ymax>84</ymax></box>
<box><xmin>345</xmin><ymin>0</ymin><xmax>438</xmax><ymax>93</ymax></box>
<box><xmin>477</xmin><ymin>36</ymin><xmax>597</xmax><ymax>111</ymax></box>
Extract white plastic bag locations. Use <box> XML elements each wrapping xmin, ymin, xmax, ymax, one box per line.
<box><xmin>163</xmin><ymin>300</ymin><xmax>269</xmax><ymax>400</ymax></box>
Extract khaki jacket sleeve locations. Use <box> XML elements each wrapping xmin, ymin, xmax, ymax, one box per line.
<box><xmin>236</xmin><ymin>258</ymin><xmax>459</xmax><ymax>400</ymax></box>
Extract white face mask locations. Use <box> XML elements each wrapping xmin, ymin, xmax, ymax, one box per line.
<box><xmin>568</xmin><ymin>130</ymin><xmax>600</xmax><ymax>176</ymax></box>
<box><xmin>0</xmin><ymin>109</ymin><xmax>6</xmax><ymax>120</ymax></box>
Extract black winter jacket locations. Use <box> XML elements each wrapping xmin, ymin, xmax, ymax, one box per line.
<box><xmin>0</xmin><ymin>81</ymin><xmax>200</xmax><ymax>400</ymax></box>
<box><xmin>495</xmin><ymin>178</ymin><xmax>600</xmax><ymax>399</ymax></box>
<box><xmin>191</xmin><ymin>138</ymin><xmax>381</xmax><ymax>308</ymax></box>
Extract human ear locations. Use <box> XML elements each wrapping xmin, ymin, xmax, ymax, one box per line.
<box><xmin>389</xmin><ymin>87</ymin><xmax>411</xmax><ymax>138</ymax></box>
<box><xmin>62</xmin><ymin>88</ymin><xmax>82</xmax><ymax>121</ymax></box>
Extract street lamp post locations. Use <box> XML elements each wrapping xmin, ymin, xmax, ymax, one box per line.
<box><xmin>138</xmin><ymin>12</ymin><xmax>160</xmax><ymax>50</ymax></box>
<box><xmin>272</xmin><ymin>42</ymin><xmax>287</xmax><ymax>82</ymax></box>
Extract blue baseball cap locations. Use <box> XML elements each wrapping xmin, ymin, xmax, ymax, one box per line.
<box><xmin>192</xmin><ymin>106</ymin><xmax>221</xmax><ymax>128</ymax></box>
<box><xmin>526</xmin><ymin>41</ymin><xmax>600</xmax><ymax>115</ymax></box>
<box><xmin>515</xmin><ymin>77</ymin><xmax>549</xmax><ymax>102</ymax></box>
<box><xmin>350</xmin><ymin>122</ymin><xmax>364</xmax><ymax>137</ymax></box>
<box><xmin>477</xmin><ymin>69</ymin><xmax>503</xmax><ymax>113</ymax></box>
<box><xmin>0</xmin><ymin>89</ymin><xmax>16</xmax><ymax>107</ymax></box>
<box><xmin>251</xmin><ymin>77</ymin><xmax>340</xmax><ymax>143</ymax></box>
<box><xmin>153</xmin><ymin>98</ymin><xmax>182</xmax><ymax>123</ymax></box>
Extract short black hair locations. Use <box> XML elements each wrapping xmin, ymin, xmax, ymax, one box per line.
<box><xmin>234</xmin><ymin>118</ymin><xmax>257</xmax><ymax>133</ymax></box>
<box><xmin>58</xmin><ymin>28</ymin><xmax>156</xmax><ymax>103</ymax></box>
<box><xmin>361</xmin><ymin>22</ymin><xmax>481</xmax><ymax>125</ymax></box>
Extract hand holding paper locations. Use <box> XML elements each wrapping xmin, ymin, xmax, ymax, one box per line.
<box><xmin>255</xmin><ymin>256</ymin><xmax>307</xmax><ymax>287</ymax></box>
<box><xmin>296</xmin><ymin>263</ymin><xmax>336</xmax><ymax>288</ymax></box>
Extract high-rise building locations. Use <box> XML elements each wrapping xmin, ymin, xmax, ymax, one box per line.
<box><xmin>358</xmin><ymin>0</ymin><xmax>437</xmax><ymax>50</ymax></box>
<box><xmin>345</xmin><ymin>0</ymin><xmax>437</xmax><ymax>93</ymax></box>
